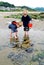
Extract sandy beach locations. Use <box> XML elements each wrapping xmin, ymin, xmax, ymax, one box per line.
<box><xmin>0</xmin><ymin>12</ymin><xmax>44</xmax><ymax>65</ymax></box>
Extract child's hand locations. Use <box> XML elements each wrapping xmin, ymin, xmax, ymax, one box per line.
<box><xmin>18</xmin><ymin>22</ymin><xmax>23</xmax><ymax>27</ymax></box>
<box><xmin>17</xmin><ymin>24</ymin><xmax>19</xmax><ymax>28</ymax></box>
<box><xmin>16</xmin><ymin>22</ymin><xmax>23</xmax><ymax>28</ymax></box>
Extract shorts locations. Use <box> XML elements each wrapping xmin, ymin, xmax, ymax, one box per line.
<box><xmin>24</xmin><ymin>27</ymin><xmax>29</xmax><ymax>31</ymax></box>
<box><xmin>11</xmin><ymin>29</ymin><xmax>17</xmax><ymax>33</ymax></box>
<box><xmin>11</xmin><ymin>25</ymin><xmax>17</xmax><ymax>32</ymax></box>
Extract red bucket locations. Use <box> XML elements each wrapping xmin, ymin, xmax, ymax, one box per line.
<box><xmin>28</xmin><ymin>23</ymin><xmax>33</xmax><ymax>28</ymax></box>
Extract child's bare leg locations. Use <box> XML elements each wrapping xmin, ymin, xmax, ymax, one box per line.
<box><xmin>24</xmin><ymin>31</ymin><xmax>29</xmax><ymax>37</ymax></box>
<box><xmin>10</xmin><ymin>32</ymin><xmax>12</xmax><ymax>38</ymax></box>
<box><xmin>26</xmin><ymin>31</ymin><xmax>29</xmax><ymax>37</ymax></box>
<box><xmin>10</xmin><ymin>31</ymin><xmax>12</xmax><ymax>42</ymax></box>
<box><xmin>14</xmin><ymin>32</ymin><xmax>18</xmax><ymax>39</ymax></box>
<box><xmin>16</xmin><ymin>32</ymin><xmax>18</xmax><ymax>37</ymax></box>
<box><xmin>24</xmin><ymin>31</ymin><xmax>27</xmax><ymax>37</ymax></box>
<box><xmin>24</xmin><ymin>31</ymin><xmax>26</xmax><ymax>36</ymax></box>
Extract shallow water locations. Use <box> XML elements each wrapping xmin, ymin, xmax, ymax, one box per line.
<box><xmin>0</xmin><ymin>27</ymin><xmax>44</xmax><ymax>65</ymax></box>
<box><xmin>0</xmin><ymin>18</ymin><xmax>44</xmax><ymax>65</ymax></box>
<box><xmin>0</xmin><ymin>28</ymin><xmax>44</xmax><ymax>49</ymax></box>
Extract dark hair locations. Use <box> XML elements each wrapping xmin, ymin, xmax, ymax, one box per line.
<box><xmin>12</xmin><ymin>21</ymin><xmax>16</xmax><ymax>24</ymax></box>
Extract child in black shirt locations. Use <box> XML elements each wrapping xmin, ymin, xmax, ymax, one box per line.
<box><xmin>21</xmin><ymin>10</ymin><xmax>32</xmax><ymax>37</ymax></box>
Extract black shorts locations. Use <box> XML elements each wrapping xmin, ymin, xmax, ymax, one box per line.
<box><xmin>24</xmin><ymin>27</ymin><xmax>29</xmax><ymax>31</ymax></box>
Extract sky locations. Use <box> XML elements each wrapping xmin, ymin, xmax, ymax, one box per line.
<box><xmin>0</xmin><ymin>0</ymin><xmax>44</xmax><ymax>8</ymax></box>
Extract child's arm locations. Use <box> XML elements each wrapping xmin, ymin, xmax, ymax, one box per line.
<box><xmin>18</xmin><ymin>22</ymin><xmax>23</xmax><ymax>27</ymax></box>
<box><xmin>16</xmin><ymin>22</ymin><xmax>23</xmax><ymax>28</ymax></box>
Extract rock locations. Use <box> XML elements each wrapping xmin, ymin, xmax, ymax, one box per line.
<box><xmin>25</xmin><ymin>48</ymin><xmax>33</xmax><ymax>53</ymax></box>
<box><xmin>30</xmin><ymin>44</ymin><xmax>34</xmax><ymax>46</ymax></box>
<box><xmin>9</xmin><ymin>43</ymin><xmax>17</xmax><ymax>48</ymax></box>
<box><xmin>8</xmin><ymin>52</ymin><xmax>15</xmax><ymax>58</ymax></box>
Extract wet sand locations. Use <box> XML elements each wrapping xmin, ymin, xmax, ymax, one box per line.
<box><xmin>0</xmin><ymin>12</ymin><xmax>44</xmax><ymax>65</ymax></box>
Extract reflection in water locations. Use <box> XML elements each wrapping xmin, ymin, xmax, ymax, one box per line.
<box><xmin>0</xmin><ymin>28</ymin><xmax>44</xmax><ymax>65</ymax></box>
<box><xmin>0</xmin><ymin>28</ymin><xmax>44</xmax><ymax>50</ymax></box>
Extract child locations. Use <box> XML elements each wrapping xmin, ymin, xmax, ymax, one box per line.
<box><xmin>21</xmin><ymin>10</ymin><xmax>32</xmax><ymax>37</ymax></box>
<box><xmin>8</xmin><ymin>21</ymin><xmax>20</xmax><ymax>40</ymax></box>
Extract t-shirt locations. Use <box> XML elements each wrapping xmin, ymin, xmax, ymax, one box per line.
<box><xmin>21</xmin><ymin>15</ymin><xmax>31</xmax><ymax>27</ymax></box>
